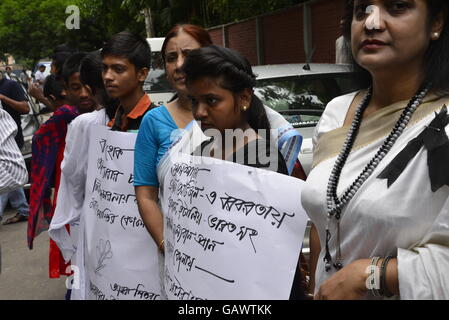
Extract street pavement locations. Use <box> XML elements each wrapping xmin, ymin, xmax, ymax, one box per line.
<box><xmin>0</xmin><ymin>208</ymin><xmax>67</xmax><ymax>300</ymax></box>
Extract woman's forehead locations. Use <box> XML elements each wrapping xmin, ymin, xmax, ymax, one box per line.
<box><xmin>188</xmin><ymin>77</ymin><xmax>228</xmax><ymax>94</ymax></box>
<box><xmin>353</xmin><ymin>0</ymin><xmax>425</xmax><ymax>7</ymax></box>
<box><xmin>166</xmin><ymin>32</ymin><xmax>201</xmax><ymax>52</ymax></box>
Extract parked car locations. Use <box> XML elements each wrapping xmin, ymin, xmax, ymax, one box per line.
<box><xmin>253</xmin><ymin>63</ymin><xmax>360</xmax><ymax>259</ymax></box>
<box><xmin>143</xmin><ymin>37</ymin><xmax>174</xmax><ymax>105</ymax></box>
<box><xmin>253</xmin><ymin>63</ymin><xmax>360</xmax><ymax>175</ymax></box>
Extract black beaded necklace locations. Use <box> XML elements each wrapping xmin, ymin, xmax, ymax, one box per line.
<box><xmin>324</xmin><ymin>84</ymin><xmax>431</xmax><ymax>272</ymax></box>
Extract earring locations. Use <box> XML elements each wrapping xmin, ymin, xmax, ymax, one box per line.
<box><xmin>432</xmin><ymin>32</ymin><xmax>440</xmax><ymax>40</ymax></box>
<box><xmin>241</xmin><ymin>105</ymin><xmax>248</xmax><ymax>112</ymax></box>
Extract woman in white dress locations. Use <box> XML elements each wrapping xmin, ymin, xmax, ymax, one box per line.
<box><xmin>303</xmin><ymin>0</ymin><xmax>449</xmax><ymax>299</ymax></box>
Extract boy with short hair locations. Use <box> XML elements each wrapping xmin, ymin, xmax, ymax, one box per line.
<box><xmin>43</xmin><ymin>74</ymin><xmax>67</xmax><ymax>110</ymax></box>
<box><xmin>49</xmin><ymin>33</ymin><xmax>156</xmax><ymax>299</ymax></box>
<box><xmin>101</xmin><ymin>31</ymin><xmax>154</xmax><ymax>132</ymax></box>
<box><xmin>62</xmin><ymin>53</ymin><xmax>98</xmax><ymax>114</ymax></box>
<box><xmin>28</xmin><ymin>54</ymin><xmax>98</xmax><ymax>280</ymax></box>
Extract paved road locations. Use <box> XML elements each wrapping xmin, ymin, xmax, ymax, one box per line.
<box><xmin>0</xmin><ymin>209</ymin><xmax>67</xmax><ymax>300</ymax></box>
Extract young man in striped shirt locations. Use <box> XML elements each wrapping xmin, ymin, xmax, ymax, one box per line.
<box><xmin>0</xmin><ymin>105</ymin><xmax>27</xmax><ymax>198</ymax></box>
<box><xmin>0</xmin><ymin>70</ymin><xmax>30</xmax><ymax>224</ymax></box>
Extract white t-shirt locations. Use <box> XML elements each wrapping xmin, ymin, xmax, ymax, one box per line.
<box><xmin>35</xmin><ymin>70</ymin><xmax>46</xmax><ymax>85</ymax></box>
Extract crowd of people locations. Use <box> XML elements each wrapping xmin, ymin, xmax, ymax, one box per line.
<box><xmin>1</xmin><ymin>0</ymin><xmax>448</xmax><ymax>300</ymax></box>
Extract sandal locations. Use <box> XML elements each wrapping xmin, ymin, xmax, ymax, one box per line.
<box><xmin>2</xmin><ymin>213</ymin><xmax>28</xmax><ymax>225</ymax></box>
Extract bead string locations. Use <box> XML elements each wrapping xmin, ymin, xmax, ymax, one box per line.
<box><xmin>324</xmin><ymin>84</ymin><xmax>431</xmax><ymax>272</ymax></box>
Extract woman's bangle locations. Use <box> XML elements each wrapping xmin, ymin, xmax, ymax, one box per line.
<box><xmin>380</xmin><ymin>256</ymin><xmax>394</xmax><ymax>298</ymax></box>
<box><xmin>158</xmin><ymin>239</ymin><xmax>165</xmax><ymax>252</ymax></box>
<box><xmin>369</xmin><ymin>256</ymin><xmax>382</xmax><ymax>297</ymax></box>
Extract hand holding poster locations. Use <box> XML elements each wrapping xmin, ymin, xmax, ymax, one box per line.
<box><xmin>83</xmin><ymin>125</ymin><xmax>162</xmax><ymax>300</ymax></box>
<box><xmin>160</xmin><ymin>153</ymin><xmax>309</xmax><ymax>300</ymax></box>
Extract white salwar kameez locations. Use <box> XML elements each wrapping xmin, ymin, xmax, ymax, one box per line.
<box><xmin>49</xmin><ymin>109</ymin><xmax>109</xmax><ymax>300</ymax></box>
<box><xmin>302</xmin><ymin>92</ymin><xmax>449</xmax><ymax>300</ymax></box>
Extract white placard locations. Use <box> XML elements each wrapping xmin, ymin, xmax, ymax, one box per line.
<box><xmin>83</xmin><ymin>125</ymin><xmax>162</xmax><ymax>300</ymax></box>
<box><xmin>161</xmin><ymin>153</ymin><xmax>308</xmax><ymax>300</ymax></box>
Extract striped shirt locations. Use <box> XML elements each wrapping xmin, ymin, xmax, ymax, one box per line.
<box><xmin>0</xmin><ymin>105</ymin><xmax>28</xmax><ymax>193</ymax></box>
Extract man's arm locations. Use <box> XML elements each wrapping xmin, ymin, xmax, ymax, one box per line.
<box><xmin>28</xmin><ymin>82</ymin><xmax>55</xmax><ymax>111</ymax></box>
<box><xmin>0</xmin><ymin>108</ymin><xmax>28</xmax><ymax>193</ymax></box>
<box><xmin>0</xmin><ymin>93</ymin><xmax>29</xmax><ymax>114</ymax></box>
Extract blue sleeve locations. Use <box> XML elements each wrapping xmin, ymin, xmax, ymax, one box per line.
<box><xmin>134</xmin><ymin>113</ymin><xmax>160</xmax><ymax>187</ymax></box>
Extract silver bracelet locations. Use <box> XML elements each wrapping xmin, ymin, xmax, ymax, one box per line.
<box><xmin>369</xmin><ymin>256</ymin><xmax>382</xmax><ymax>297</ymax></box>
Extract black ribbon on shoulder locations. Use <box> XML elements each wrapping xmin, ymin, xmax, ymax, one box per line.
<box><xmin>378</xmin><ymin>105</ymin><xmax>449</xmax><ymax>192</ymax></box>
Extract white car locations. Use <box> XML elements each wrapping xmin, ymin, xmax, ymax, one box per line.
<box><xmin>141</xmin><ymin>47</ymin><xmax>360</xmax><ymax>175</ymax></box>
<box><xmin>253</xmin><ymin>63</ymin><xmax>360</xmax><ymax>175</ymax></box>
<box><xmin>253</xmin><ymin>63</ymin><xmax>360</xmax><ymax>259</ymax></box>
<box><xmin>144</xmin><ymin>38</ymin><xmax>175</xmax><ymax>105</ymax></box>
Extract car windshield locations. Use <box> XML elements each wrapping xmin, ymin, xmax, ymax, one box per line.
<box><xmin>255</xmin><ymin>73</ymin><xmax>359</xmax><ymax>127</ymax></box>
<box><xmin>143</xmin><ymin>52</ymin><xmax>172</xmax><ymax>93</ymax></box>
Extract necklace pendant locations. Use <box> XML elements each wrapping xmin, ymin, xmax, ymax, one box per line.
<box><xmin>329</xmin><ymin>205</ymin><xmax>340</xmax><ymax>217</ymax></box>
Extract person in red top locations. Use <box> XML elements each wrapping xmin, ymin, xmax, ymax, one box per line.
<box><xmin>28</xmin><ymin>75</ymin><xmax>78</xmax><ymax>278</ymax></box>
<box><xmin>28</xmin><ymin>53</ymin><xmax>98</xmax><ymax>280</ymax></box>
<box><xmin>101</xmin><ymin>31</ymin><xmax>154</xmax><ymax>132</ymax></box>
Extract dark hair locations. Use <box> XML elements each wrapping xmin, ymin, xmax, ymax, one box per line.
<box><xmin>51</xmin><ymin>52</ymin><xmax>72</xmax><ymax>78</ymax></box>
<box><xmin>54</xmin><ymin>44</ymin><xmax>77</xmax><ymax>54</ymax></box>
<box><xmin>161</xmin><ymin>24</ymin><xmax>213</xmax><ymax>66</ymax></box>
<box><xmin>43</xmin><ymin>74</ymin><xmax>64</xmax><ymax>100</ymax></box>
<box><xmin>61</xmin><ymin>52</ymin><xmax>88</xmax><ymax>84</ymax></box>
<box><xmin>342</xmin><ymin>0</ymin><xmax>449</xmax><ymax>93</ymax></box>
<box><xmin>80</xmin><ymin>52</ymin><xmax>104</xmax><ymax>96</ymax></box>
<box><xmin>183</xmin><ymin>45</ymin><xmax>270</xmax><ymax>131</ymax></box>
<box><xmin>101</xmin><ymin>31</ymin><xmax>151</xmax><ymax>70</ymax></box>
<box><xmin>80</xmin><ymin>51</ymin><xmax>119</xmax><ymax>120</ymax></box>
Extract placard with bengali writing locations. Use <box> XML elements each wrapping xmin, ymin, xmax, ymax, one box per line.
<box><xmin>161</xmin><ymin>153</ymin><xmax>308</xmax><ymax>300</ymax></box>
<box><xmin>82</xmin><ymin>125</ymin><xmax>162</xmax><ymax>300</ymax></box>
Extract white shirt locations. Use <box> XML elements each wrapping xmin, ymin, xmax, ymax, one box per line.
<box><xmin>49</xmin><ymin>109</ymin><xmax>109</xmax><ymax>300</ymax></box>
<box><xmin>0</xmin><ymin>105</ymin><xmax>28</xmax><ymax>194</ymax></box>
<box><xmin>302</xmin><ymin>92</ymin><xmax>449</xmax><ymax>299</ymax></box>
<box><xmin>34</xmin><ymin>70</ymin><xmax>46</xmax><ymax>85</ymax></box>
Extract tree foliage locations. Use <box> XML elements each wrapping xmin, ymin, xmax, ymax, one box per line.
<box><xmin>122</xmin><ymin>0</ymin><xmax>300</xmax><ymax>36</ymax></box>
<box><xmin>207</xmin><ymin>0</ymin><xmax>297</xmax><ymax>25</ymax></box>
<box><xmin>72</xmin><ymin>0</ymin><xmax>145</xmax><ymax>50</ymax></box>
<box><xmin>0</xmin><ymin>0</ymin><xmax>144</xmax><ymax>67</ymax></box>
<box><xmin>0</xmin><ymin>0</ymin><xmax>300</xmax><ymax>67</ymax></box>
<box><xmin>0</xmin><ymin>0</ymin><xmax>73</xmax><ymax>65</ymax></box>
